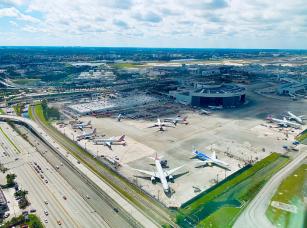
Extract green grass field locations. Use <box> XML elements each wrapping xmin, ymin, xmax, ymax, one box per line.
<box><xmin>176</xmin><ymin>153</ymin><xmax>290</xmax><ymax>228</ymax></box>
<box><xmin>266</xmin><ymin>164</ymin><xmax>306</xmax><ymax>228</ymax></box>
<box><xmin>113</xmin><ymin>62</ymin><xmax>144</xmax><ymax>69</ymax></box>
<box><xmin>296</xmin><ymin>129</ymin><xmax>307</xmax><ymax>144</ymax></box>
<box><xmin>12</xmin><ymin>78</ymin><xmax>40</xmax><ymax>86</ymax></box>
<box><xmin>0</xmin><ymin>108</ymin><xmax>4</xmax><ymax>114</ymax></box>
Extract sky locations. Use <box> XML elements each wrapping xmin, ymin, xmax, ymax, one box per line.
<box><xmin>0</xmin><ymin>0</ymin><xmax>306</xmax><ymax>49</ymax></box>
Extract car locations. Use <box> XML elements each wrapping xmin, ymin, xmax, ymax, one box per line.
<box><xmin>63</xmin><ymin>196</ymin><xmax>67</xmax><ymax>200</ymax></box>
<box><xmin>30</xmin><ymin>209</ymin><xmax>36</xmax><ymax>213</ymax></box>
<box><xmin>86</xmin><ymin>195</ymin><xmax>90</xmax><ymax>199</ymax></box>
<box><xmin>44</xmin><ymin>219</ymin><xmax>48</xmax><ymax>223</ymax></box>
<box><xmin>113</xmin><ymin>208</ymin><xmax>119</xmax><ymax>213</ymax></box>
<box><xmin>44</xmin><ymin>210</ymin><xmax>48</xmax><ymax>216</ymax></box>
<box><xmin>22</xmin><ymin>211</ymin><xmax>28</xmax><ymax>215</ymax></box>
<box><xmin>4</xmin><ymin>212</ymin><xmax>10</xmax><ymax>218</ymax></box>
<box><xmin>57</xmin><ymin>220</ymin><xmax>62</xmax><ymax>225</ymax></box>
<box><xmin>14</xmin><ymin>158</ymin><xmax>19</xmax><ymax>161</ymax></box>
<box><xmin>77</xmin><ymin>160</ymin><xmax>81</xmax><ymax>164</ymax></box>
<box><xmin>44</xmin><ymin>200</ymin><xmax>48</xmax><ymax>205</ymax></box>
<box><xmin>45</xmin><ymin>179</ymin><xmax>48</xmax><ymax>183</ymax></box>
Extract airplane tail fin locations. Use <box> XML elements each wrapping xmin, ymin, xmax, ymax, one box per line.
<box><xmin>212</xmin><ymin>151</ymin><xmax>216</xmax><ymax>159</ymax></box>
<box><xmin>266</xmin><ymin>115</ymin><xmax>272</xmax><ymax>120</ymax></box>
<box><xmin>93</xmin><ymin>128</ymin><xmax>96</xmax><ymax>134</ymax></box>
<box><xmin>118</xmin><ymin>135</ymin><xmax>125</xmax><ymax>142</ymax></box>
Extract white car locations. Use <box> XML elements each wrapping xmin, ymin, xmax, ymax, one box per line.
<box><xmin>44</xmin><ymin>210</ymin><xmax>48</xmax><ymax>216</ymax></box>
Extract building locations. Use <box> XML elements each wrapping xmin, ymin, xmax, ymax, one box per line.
<box><xmin>169</xmin><ymin>83</ymin><xmax>246</xmax><ymax>108</ymax></box>
<box><xmin>276</xmin><ymin>81</ymin><xmax>307</xmax><ymax>96</ymax></box>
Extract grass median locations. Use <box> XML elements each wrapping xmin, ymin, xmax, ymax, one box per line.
<box><xmin>266</xmin><ymin>164</ymin><xmax>306</xmax><ymax>228</ymax></box>
<box><xmin>0</xmin><ymin>126</ymin><xmax>21</xmax><ymax>154</ymax></box>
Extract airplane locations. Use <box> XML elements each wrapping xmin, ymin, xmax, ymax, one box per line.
<box><xmin>116</xmin><ymin>114</ymin><xmax>123</xmax><ymax>122</ymax></box>
<box><xmin>93</xmin><ymin>135</ymin><xmax>126</xmax><ymax>148</ymax></box>
<box><xmin>266</xmin><ymin>115</ymin><xmax>301</xmax><ymax>128</ymax></box>
<box><xmin>148</xmin><ymin>118</ymin><xmax>174</xmax><ymax>131</ymax></box>
<box><xmin>72</xmin><ymin>121</ymin><xmax>92</xmax><ymax>130</ymax></box>
<box><xmin>132</xmin><ymin>153</ymin><xmax>184</xmax><ymax>194</ymax></box>
<box><xmin>76</xmin><ymin>128</ymin><xmax>96</xmax><ymax>141</ymax></box>
<box><xmin>200</xmin><ymin>109</ymin><xmax>211</xmax><ymax>115</ymax></box>
<box><xmin>286</xmin><ymin>111</ymin><xmax>304</xmax><ymax>124</ymax></box>
<box><xmin>208</xmin><ymin>105</ymin><xmax>223</xmax><ymax>110</ymax></box>
<box><xmin>164</xmin><ymin>116</ymin><xmax>188</xmax><ymax>125</ymax></box>
<box><xmin>192</xmin><ymin>148</ymin><xmax>230</xmax><ymax>169</ymax></box>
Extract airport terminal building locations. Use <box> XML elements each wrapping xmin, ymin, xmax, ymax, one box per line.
<box><xmin>169</xmin><ymin>83</ymin><xmax>246</xmax><ymax>108</ymax></box>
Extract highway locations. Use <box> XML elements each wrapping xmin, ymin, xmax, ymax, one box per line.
<box><xmin>0</xmin><ymin>113</ymin><xmax>160</xmax><ymax>227</ymax></box>
<box><xmin>28</xmin><ymin>107</ymin><xmax>172</xmax><ymax>226</ymax></box>
<box><xmin>234</xmin><ymin>145</ymin><xmax>307</xmax><ymax>228</ymax></box>
<box><xmin>0</xmin><ymin>122</ymin><xmax>109</xmax><ymax>228</ymax></box>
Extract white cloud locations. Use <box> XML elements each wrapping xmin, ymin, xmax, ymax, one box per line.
<box><xmin>0</xmin><ymin>7</ymin><xmax>39</xmax><ymax>22</ymax></box>
<box><xmin>0</xmin><ymin>0</ymin><xmax>306</xmax><ymax>48</ymax></box>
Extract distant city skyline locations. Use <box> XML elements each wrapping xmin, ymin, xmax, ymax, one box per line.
<box><xmin>0</xmin><ymin>0</ymin><xmax>306</xmax><ymax>49</ymax></box>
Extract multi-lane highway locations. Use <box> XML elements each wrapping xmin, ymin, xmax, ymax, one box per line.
<box><xmin>29</xmin><ymin>107</ymin><xmax>172</xmax><ymax>226</ymax></box>
<box><xmin>0</xmin><ymin>122</ymin><xmax>109</xmax><ymax>227</ymax></box>
<box><xmin>234</xmin><ymin>145</ymin><xmax>307</xmax><ymax>228</ymax></box>
<box><xmin>0</xmin><ymin>113</ymin><xmax>160</xmax><ymax>227</ymax></box>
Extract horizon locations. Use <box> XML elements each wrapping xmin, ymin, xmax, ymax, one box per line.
<box><xmin>0</xmin><ymin>46</ymin><xmax>307</xmax><ymax>51</ymax></box>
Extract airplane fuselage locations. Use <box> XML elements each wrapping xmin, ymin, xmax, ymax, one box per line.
<box><xmin>155</xmin><ymin>159</ymin><xmax>170</xmax><ymax>193</ymax></box>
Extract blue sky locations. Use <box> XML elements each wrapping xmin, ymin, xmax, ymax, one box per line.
<box><xmin>0</xmin><ymin>0</ymin><xmax>306</xmax><ymax>49</ymax></box>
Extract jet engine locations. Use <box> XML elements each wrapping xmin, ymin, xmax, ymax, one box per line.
<box><xmin>151</xmin><ymin>176</ymin><xmax>156</xmax><ymax>183</ymax></box>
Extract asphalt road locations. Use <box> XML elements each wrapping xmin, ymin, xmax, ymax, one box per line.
<box><xmin>0</xmin><ymin>122</ymin><xmax>108</xmax><ymax>228</ymax></box>
<box><xmin>14</xmin><ymin>123</ymin><xmax>137</xmax><ymax>228</ymax></box>
<box><xmin>234</xmin><ymin>145</ymin><xmax>307</xmax><ymax>228</ymax></box>
<box><xmin>29</xmin><ymin>106</ymin><xmax>172</xmax><ymax>226</ymax></box>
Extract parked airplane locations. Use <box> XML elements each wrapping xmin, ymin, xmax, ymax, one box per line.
<box><xmin>287</xmin><ymin>111</ymin><xmax>304</xmax><ymax>124</ymax></box>
<box><xmin>148</xmin><ymin>118</ymin><xmax>174</xmax><ymax>131</ymax></box>
<box><xmin>266</xmin><ymin>115</ymin><xmax>301</xmax><ymax>128</ymax></box>
<box><xmin>132</xmin><ymin>154</ymin><xmax>184</xmax><ymax>194</ymax></box>
<box><xmin>192</xmin><ymin>148</ymin><xmax>230</xmax><ymax>169</ymax></box>
<box><xmin>208</xmin><ymin>105</ymin><xmax>223</xmax><ymax>110</ymax></box>
<box><xmin>72</xmin><ymin>121</ymin><xmax>92</xmax><ymax>129</ymax></box>
<box><xmin>93</xmin><ymin>135</ymin><xmax>126</xmax><ymax>148</ymax></box>
<box><xmin>164</xmin><ymin>116</ymin><xmax>188</xmax><ymax>125</ymax></box>
<box><xmin>200</xmin><ymin>109</ymin><xmax>211</xmax><ymax>115</ymax></box>
<box><xmin>116</xmin><ymin>114</ymin><xmax>123</xmax><ymax>122</ymax></box>
<box><xmin>76</xmin><ymin>129</ymin><xmax>96</xmax><ymax>141</ymax></box>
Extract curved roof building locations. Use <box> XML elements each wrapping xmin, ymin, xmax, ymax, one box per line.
<box><xmin>170</xmin><ymin>83</ymin><xmax>246</xmax><ymax>108</ymax></box>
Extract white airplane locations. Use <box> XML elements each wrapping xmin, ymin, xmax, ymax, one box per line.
<box><xmin>132</xmin><ymin>154</ymin><xmax>184</xmax><ymax>194</ymax></box>
<box><xmin>287</xmin><ymin>111</ymin><xmax>304</xmax><ymax>124</ymax></box>
<box><xmin>192</xmin><ymin>148</ymin><xmax>230</xmax><ymax>169</ymax></box>
<box><xmin>72</xmin><ymin>121</ymin><xmax>92</xmax><ymax>129</ymax></box>
<box><xmin>76</xmin><ymin>128</ymin><xmax>96</xmax><ymax>141</ymax></box>
<box><xmin>200</xmin><ymin>109</ymin><xmax>212</xmax><ymax>115</ymax></box>
<box><xmin>116</xmin><ymin>114</ymin><xmax>123</xmax><ymax>122</ymax></box>
<box><xmin>93</xmin><ymin>135</ymin><xmax>126</xmax><ymax>148</ymax></box>
<box><xmin>208</xmin><ymin>105</ymin><xmax>223</xmax><ymax>110</ymax></box>
<box><xmin>164</xmin><ymin>116</ymin><xmax>188</xmax><ymax>125</ymax></box>
<box><xmin>266</xmin><ymin>115</ymin><xmax>301</xmax><ymax>128</ymax></box>
<box><xmin>148</xmin><ymin>118</ymin><xmax>174</xmax><ymax>131</ymax></box>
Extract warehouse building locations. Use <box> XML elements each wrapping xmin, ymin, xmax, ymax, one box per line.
<box><xmin>169</xmin><ymin>83</ymin><xmax>246</xmax><ymax>108</ymax></box>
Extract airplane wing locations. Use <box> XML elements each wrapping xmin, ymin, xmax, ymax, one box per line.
<box><xmin>105</xmin><ymin>141</ymin><xmax>112</xmax><ymax>147</ymax></box>
<box><xmin>164</xmin><ymin>165</ymin><xmax>184</xmax><ymax>177</ymax></box>
<box><xmin>132</xmin><ymin>168</ymin><xmax>159</xmax><ymax>178</ymax></box>
<box><xmin>148</xmin><ymin>124</ymin><xmax>157</xmax><ymax>128</ymax></box>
